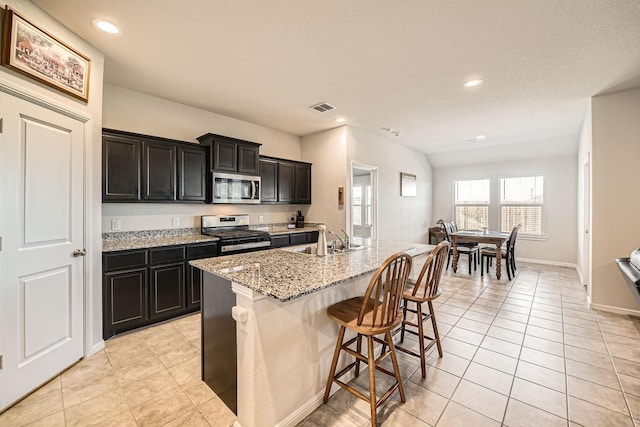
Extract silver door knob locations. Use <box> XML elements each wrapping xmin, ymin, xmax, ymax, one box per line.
<box><xmin>72</xmin><ymin>249</ymin><xmax>86</xmax><ymax>257</ymax></box>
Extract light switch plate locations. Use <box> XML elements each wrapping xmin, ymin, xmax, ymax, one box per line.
<box><xmin>111</xmin><ymin>219</ymin><xmax>121</xmax><ymax>230</ymax></box>
<box><xmin>172</xmin><ymin>217</ymin><xmax>180</xmax><ymax>227</ymax></box>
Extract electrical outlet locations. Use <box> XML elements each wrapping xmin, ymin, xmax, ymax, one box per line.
<box><xmin>259</xmin><ymin>215</ymin><xmax>264</xmax><ymax>224</ymax></box>
<box><xmin>172</xmin><ymin>217</ymin><xmax>180</xmax><ymax>227</ymax></box>
<box><xmin>111</xmin><ymin>219</ymin><xmax>121</xmax><ymax>230</ymax></box>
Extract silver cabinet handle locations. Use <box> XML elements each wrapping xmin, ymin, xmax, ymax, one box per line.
<box><xmin>72</xmin><ymin>249</ymin><xmax>86</xmax><ymax>257</ymax></box>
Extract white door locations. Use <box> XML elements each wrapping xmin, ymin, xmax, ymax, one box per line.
<box><xmin>0</xmin><ymin>92</ymin><xmax>85</xmax><ymax>410</ymax></box>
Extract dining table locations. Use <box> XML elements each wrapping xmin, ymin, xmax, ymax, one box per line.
<box><xmin>450</xmin><ymin>230</ymin><xmax>511</xmax><ymax>279</ymax></box>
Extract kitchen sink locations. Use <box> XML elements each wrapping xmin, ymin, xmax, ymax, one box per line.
<box><xmin>283</xmin><ymin>243</ymin><xmax>367</xmax><ymax>255</ymax></box>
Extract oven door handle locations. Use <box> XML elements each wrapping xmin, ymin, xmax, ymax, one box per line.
<box><xmin>251</xmin><ymin>180</ymin><xmax>257</xmax><ymax>200</ymax></box>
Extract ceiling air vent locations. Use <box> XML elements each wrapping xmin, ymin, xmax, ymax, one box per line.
<box><xmin>309</xmin><ymin>102</ymin><xmax>335</xmax><ymax>113</ymax></box>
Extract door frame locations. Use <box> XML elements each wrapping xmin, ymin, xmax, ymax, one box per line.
<box><xmin>0</xmin><ymin>78</ymin><xmax>96</xmax><ymax>358</ymax></box>
<box><xmin>582</xmin><ymin>153</ymin><xmax>591</xmax><ymax>294</ymax></box>
<box><xmin>347</xmin><ymin>161</ymin><xmax>378</xmax><ymax>240</ymax></box>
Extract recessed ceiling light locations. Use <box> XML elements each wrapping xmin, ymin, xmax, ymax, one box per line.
<box><xmin>466</xmin><ymin>135</ymin><xmax>486</xmax><ymax>143</ymax></box>
<box><xmin>93</xmin><ymin>19</ymin><xmax>120</xmax><ymax>34</ymax></box>
<box><xmin>335</xmin><ymin>118</ymin><xmax>346</xmax><ymax>123</ymax></box>
<box><xmin>463</xmin><ymin>79</ymin><xmax>483</xmax><ymax>88</ymax></box>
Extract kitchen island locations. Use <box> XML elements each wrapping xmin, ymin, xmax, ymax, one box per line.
<box><xmin>190</xmin><ymin>239</ymin><xmax>434</xmax><ymax>427</ymax></box>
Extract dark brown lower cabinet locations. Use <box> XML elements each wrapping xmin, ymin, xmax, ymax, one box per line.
<box><xmin>103</xmin><ymin>241</ymin><xmax>217</xmax><ymax>339</ymax></box>
<box><xmin>103</xmin><ymin>268</ymin><xmax>147</xmax><ymax>338</ymax></box>
<box><xmin>149</xmin><ymin>262</ymin><xmax>185</xmax><ymax>319</ymax></box>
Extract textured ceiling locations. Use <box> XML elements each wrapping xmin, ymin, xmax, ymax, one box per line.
<box><xmin>32</xmin><ymin>0</ymin><xmax>640</xmax><ymax>166</ymax></box>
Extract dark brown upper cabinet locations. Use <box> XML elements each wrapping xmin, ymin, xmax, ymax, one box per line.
<box><xmin>178</xmin><ymin>146</ymin><xmax>207</xmax><ymax>201</ymax></box>
<box><xmin>259</xmin><ymin>156</ymin><xmax>312</xmax><ymax>205</ymax></box>
<box><xmin>259</xmin><ymin>158</ymin><xmax>278</xmax><ymax>203</ymax></box>
<box><xmin>197</xmin><ymin>133</ymin><xmax>261</xmax><ymax>175</ymax></box>
<box><xmin>142</xmin><ymin>140</ymin><xmax>176</xmax><ymax>201</ymax></box>
<box><xmin>103</xmin><ymin>134</ymin><xmax>140</xmax><ymax>201</ymax></box>
<box><xmin>294</xmin><ymin>163</ymin><xmax>312</xmax><ymax>204</ymax></box>
<box><xmin>102</xmin><ymin>129</ymin><xmax>206</xmax><ymax>203</ymax></box>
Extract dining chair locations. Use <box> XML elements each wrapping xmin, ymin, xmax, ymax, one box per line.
<box><xmin>480</xmin><ymin>224</ymin><xmax>521</xmax><ymax>280</ymax></box>
<box><xmin>441</xmin><ymin>222</ymin><xmax>478</xmax><ymax>274</ymax></box>
<box><xmin>395</xmin><ymin>241</ymin><xmax>449</xmax><ymax>378</ymax></box>
<box><xmin>323</xmin><ymin>252</ymin><xmax>412</xmax><ymax>426</ymax></box>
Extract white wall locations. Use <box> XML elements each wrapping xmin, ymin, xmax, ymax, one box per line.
<box><xmin>346</xmin><ymin>127</ymin><xmax>433</xmax><ymax>243</ymax></box>
<box><xmin>102</xmin><ymin>84</ymin><xmax>311</xmax><ymax>231</ymax></box>
<box><xmin>300</xmin><ymin>127</ymin><xmax>348</xmax><ymax>234</ymax></box>
<box><xmin>0</xmin><ymin>0</ymin><xmax>105</xmax><ymax>353</ymax></box>
<box><xmin>432</xmin><ymin>156</ymin><xmax>578</xmax><ymax>265</ymax></box>
<box><xmin>300</xmin><ymin>126</ymin><xmax>433</xmax><ymax>244</ymax></box>
<box><xmin>591</xmin><ymin>87</ymin><xmax>640</xmax><ymax>313</ymax></box>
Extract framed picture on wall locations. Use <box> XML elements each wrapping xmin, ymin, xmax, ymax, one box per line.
<box><xmin>400</xmin><ymin>172</ymin><xmax>416</xmax><ymax>197</ymax></box>
<box><xmin>1</xmin><ymin>6</ymin><xmax>91</xmax><ymax>101</ymax></box>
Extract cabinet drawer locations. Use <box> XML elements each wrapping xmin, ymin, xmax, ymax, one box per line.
<box><xmin>149</xmin><ymin>246</ymin><xmax>186</xmax><ymax>265</ymax></box>
<box><xmin>104</xmin><ymin>250</ymin><xmax>148</xmax><ymax>272</ymax></box>
<box><xmin>290</xmin><ymin>233</ymin><xmax>307</xmax><ymax>246</ymax></box>
<box><xmin>270</xmin><ymin>235</ymin><xmax>290</xmax><ymax>248</ymax></box>
<box><xmin>187</xmin><ymin>243</ymin><xmax>219</xmax><ymax>260</ymax></box>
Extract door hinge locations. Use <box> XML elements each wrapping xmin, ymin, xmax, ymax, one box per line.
<box><xmin>0</xmin><ymin>236</ymin><xmax>2</xmax><ymax>252</ymax></box>
<box><xmin>0</xmin><ymin>354</ymin><xmax>3</xmax><ymax>370</ymax></box>
<box><xmin>0</xmin><ymin>117</ymin><xmax>3</xmax><ymax>133</ymax></box>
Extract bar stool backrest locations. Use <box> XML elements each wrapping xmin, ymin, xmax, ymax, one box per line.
<box><xmin>409</xmin><ymin>241</ymin><xmax>450</xmax><ymax>299</ymax></box>
<box><xmin>358</xmin><ymin>252</ymin><xmax>413</xmax><ymax>328</ymax></box>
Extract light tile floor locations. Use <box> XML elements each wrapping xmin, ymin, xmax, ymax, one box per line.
<box><xmin>2</xmin><ymin>262</ymin><xmax>640</xmax><ymax>426</ymax></box>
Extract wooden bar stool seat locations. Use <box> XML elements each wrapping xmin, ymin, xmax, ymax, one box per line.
<box><xmin>395</xmin><ymin>241</ymin><xmax>450</xmax><ymax>378</ymax></box>
<box><xmin>323</xmin><ymin>252</ymin><xmax>413</xmax><ymax>426</ymax></box>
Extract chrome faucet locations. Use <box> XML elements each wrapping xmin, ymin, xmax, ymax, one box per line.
<box><xmin>327</xmin><ymin>230</ymin><xmax>347</xmax><ymax>251</ymax></box>
<box><xmin>340</xmin><ymin>229</ymin><xmax>351</xmax><ymax>250</ymax></box>
<box><xmin>327</xmin><ymin>229</ymin><xmax>351</xmax><ymax>251</ymax></box>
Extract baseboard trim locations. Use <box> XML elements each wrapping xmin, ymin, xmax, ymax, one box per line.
<box><xmin>275</xmin><ymin>371</ymin><xmax>356</xmax><ymax>427</ymax></box>
<box><xmin>589</xmin><ymin>303</ymin><xmax>640</xmax><ymax>317</ymax></box>
<box><xmin>517</xmin><ymin>257</ymin><xmax>578</xmax><ymax>269</ymax></box>
<box><xmin>90</xmin><ymin>340</ymin><xmax>105</xmax><ymax>355</ymax></box>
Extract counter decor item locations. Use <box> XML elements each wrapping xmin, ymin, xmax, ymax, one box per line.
<box><xmin>295</xmin><ymin>210</ymin><xmax>305</xmax><ymax>228</ymax></box>
<box><xmin>2</xmin><ymin>6</ymin><xmax>91</xmax><ymax>101</ymax></box>
<box><xmin>316</xmin><ymin>225</ymin><xmax>328</xmax><ymax>257</ymax></box>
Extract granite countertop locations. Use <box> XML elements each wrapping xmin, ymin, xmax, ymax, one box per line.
<box><xmin>190</xmin><ymin>240</ymin><xmax>434</xmax><ymax>302</ymax></box>
<box><xmin>102</xmin><ymin>224</ymin><xmax>322</xmax><ymax>252</ymax></box>
<box><xmin>102</xmin><ymin>234</ymin><xmax>218</xmax><ymax>252</ymax></box>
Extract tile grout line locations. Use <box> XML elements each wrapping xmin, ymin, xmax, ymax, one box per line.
<box><xmin>593</xmin><ymin>310</ymin><xmax>638</xmax><ymax>427</ymax></box>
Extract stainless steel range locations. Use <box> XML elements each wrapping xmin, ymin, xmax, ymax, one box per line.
<box><xmin>201</xmin><ymin>214</ymin><xmax>271</xmax><ymax>255</ymax></box>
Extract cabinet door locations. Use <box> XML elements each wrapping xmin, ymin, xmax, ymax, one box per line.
<box><xmin>238</xmin><ymin>144</ymin><xmax>260</xmax><ymax>175</ymax></box>
<box><xmin>178</xmin><ymin>146</ymin><xmax>206</xmax><ymax>201</ymax></box>
<box><xmin>186</xmin><ymin>242</ymin><xmax>218</xmax><ymax>310</ymax></box>
<box><xmin>290</xmin><ymin>233</ymin><xmax>307</xmax><ymax>246</ymax></box>
<box><xmin>149</xmin><ymin>262</ymin><xmax>185</xmax><ymax>319</ymax></box>
<box><xmin>307</xmin><ymin>231</ymin><xmax>319</xmax><ymax>243</ymax></box>
<box><xmin>142</xmin><ymin>140</ymin><xmax>176</xmax><ymax>200</ymax></box>
<box><xmin>259</xmin><ymin>159</ymin><xmax>278</xmax><ymax>203</ymax></box>
<box><xmin>103</xmin><ymin>268</ymin><xmax>147</xmax><ymax>339</ymax></box>
<box><xmin>270</xmin><ymin>234</ymin><xmax>290</xmax><ymax>248</ymax></box>
<box><xmin>294</xmin><ymin>163</ymin><xmax>312</xmax><ymax>204</ymax></box>
<box><xmin>278</xmin><ymin>161</ymin><xmax>295</xmax><ymax>203</ymax></box>
<box><xmin>102</xmin><ymin>134</ymin><xmax>140</xmax><ymax>201</ymax></box>
<box><xmin>186</xmin><ymin>264</ymin><xmax>202</xmax><ymax>309</ymax></box>
<box><xmin>213</xmin><ymin>139</ymin><xmax>237</xmax><ymax>172</ymax></box>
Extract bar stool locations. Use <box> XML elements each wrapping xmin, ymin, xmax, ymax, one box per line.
<box><xmin>323</xmin><ymin>252</ymin><xmax>412</xmax><ymax>426</ymax></box>
<box><xmin>396</xmin><ymin>241</ymin><xmax>449</xmax><ymax>378</ymax></box>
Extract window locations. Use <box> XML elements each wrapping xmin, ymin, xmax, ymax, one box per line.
<box><xmin>454</xmin><ymin>179</ymin><xmax>490</xmax><ymax>229</ymax></box>
<box><xmin>500</xmin><ymin>176</ymin><xmax>544</xmax><ymax>235</ymax></box>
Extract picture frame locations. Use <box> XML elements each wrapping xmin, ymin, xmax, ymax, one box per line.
<box><xmin>1</xmin><ymin>6</ymin><xmax>90</xmax><ymax>102</ymax></box>
<box><xmin>400</xmin><ymin>172</ymin><xmax>416</xmax><ymax>197</ymax></box>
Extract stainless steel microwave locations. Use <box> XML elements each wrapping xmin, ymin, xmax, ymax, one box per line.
<box><xmin>211</xmin><ymin>172</ymin><xmax>260</xmax><ymax>204</ymax></box>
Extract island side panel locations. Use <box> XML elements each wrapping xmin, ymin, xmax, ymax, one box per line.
<box><xmin>233</xmin><ymin>274</ymin><xmax>373</xmax><ymax>427</ymax></box>
<box><xmin>201</xmin><ymin>271</ymin><xmax>237</xmax><ymax>414</ymax></box>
